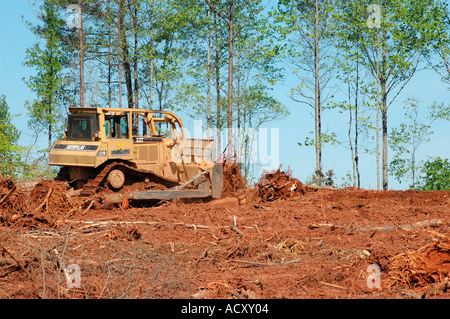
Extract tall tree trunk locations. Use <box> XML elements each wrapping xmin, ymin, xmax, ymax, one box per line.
<box><xmin>214</xmin><ymin>10</ymin><xmax>221</xmax><ymax>158</ymax></box>
<box><xmin>381</xmin><ymin>82</ymin><xmax>388</xmax><ymax>190</ymax></box>
<box><xmin>227</xmin><ymin>0</ymin><xmax>234</xmax><ymax>159</ymax></box>
<box><xmin>78</xmin><ymin>0</ymin><xmax>84</xmax><ymax>108</ymax></box>
<box><xmin>355</xmin><ymin>46</ymin><xmax>360</xmax><ymax>188</ymax></box>
<box><xmin>314</xmin><ymin>0</ymin><xmax>322</xmax><ymax>185</ymax></box>
<box><xmin>381</xmin><ymin>31</ymin><xmax>388</xmax><ymax>191</ymax></box>
<box><xmin>132</xmin><ymin>0</ymin><xmax>139</xmax><ymax>110</ymax></box>
<box><xmin>118</xmin><ymin>0</ymin><xmax>122</xmax><ymax>108</ymax></box>
<box><xmin>118</xmin><ymin>1</ymin><xmax>134</xmax><ymax>109</ymax></box>
<box><xmin>376</xmin><ymin>31</ymin><xmax>380</xmax><ymax>190</ymax></box>
<box><xmin>347</xmin><ymin>66</ymin><xmax>356</xmax><ymax>187</ymax></box>
<box><xmin>149</xmin><ymin>54</ymin><xmax>154</xmax><ymax>109</ymax></box>
<box><xmin>108</xmin><ymin>25</ymin><xmax>112</xmax><ymax>108</ymax></box>
<box><xmin>149</xmin><ymin>10</ymin><xmax>154</xmax><ymax>110</ymax></box>
<box><xmin>123</xmin><ymin>41</ymin><xmax>133</xmax><ymax>109</ymax></box>
<box><xmin>206</xmin><ymin>1</ymin><xmax>212</xmax><ymax>137</ymax></box>
<box><xmin>48</xmin><ymin>103</ymin><xmax>52</xmax><ymax>179</ymax></box>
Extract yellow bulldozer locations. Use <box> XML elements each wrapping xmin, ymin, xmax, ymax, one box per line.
<box><xmin>49</xmin><ymin>107</ymin><xmax>223</xmax><ymax>205</ymax></box>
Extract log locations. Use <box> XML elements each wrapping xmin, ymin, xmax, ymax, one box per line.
<box><xmin>176</xmin><ymin>170</ymin><xmax>209</xmax><ymax>190</ymax></box>
<box><xmin>350</xmin><ymin>220</ymin><xmax>443</xmax><ymax>234</ymax></box>
<box><xmin>309</xmin><ymin>220</ymin><xmax>443</xmax><ymax>234</ymax></box>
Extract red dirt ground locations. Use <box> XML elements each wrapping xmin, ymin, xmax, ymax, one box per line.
<box><xmin>0</xmin><ymin>169</ymin><xmax>449</xmax><ymax>299</ymax></box>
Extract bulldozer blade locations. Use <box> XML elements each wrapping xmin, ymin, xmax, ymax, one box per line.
<box><xmin>101</xmin><ymin>189</ymin><xmax>211</xmax><ymax>206</ymax></box>
<box><xmin>211</xmin><ymin>163</ymin><xmax>223</xmax><ymax>199</ymax></box>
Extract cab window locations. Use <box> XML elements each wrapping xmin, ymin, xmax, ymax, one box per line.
<box><xmin>105</xmin><ymin>114</ymin><xmax>128</xmax><ymax>139</ymax></box>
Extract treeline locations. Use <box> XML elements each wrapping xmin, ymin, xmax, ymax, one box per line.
<box><xmin>20</xmin><ymin>0</ymin><xmax>288</xmax><ymax>179</ymax></box>
<box><xmin>1</xmin><ymin>0</ymin><xmax>449</xmax><ymax>189</ymax></box>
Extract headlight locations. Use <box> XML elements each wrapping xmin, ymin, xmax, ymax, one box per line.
<box><xmin>97</xmin><ymin>150</ymin><xmax>107</xmax><ymax>157</ymax></box>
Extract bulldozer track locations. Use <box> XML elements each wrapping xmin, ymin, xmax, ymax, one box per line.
<box><xmin>79</xmin><ymin>162</ymin><xmax>179</xmax><ymax>197</ymax></box>
<box><xmin>54</xmin><ymin>166</ymin><xmax>70</xmax><ymax>182</ymax></box>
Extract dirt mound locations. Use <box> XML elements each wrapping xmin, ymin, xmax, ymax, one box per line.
<box><xmin>255</xmin><ymin>167</ymin><xmax>306</xmax><ymax>202</ymax></box>
<box><xmin>222</xmin><ymin>162</ymin><xmax>246</xmax><ymax>197</ymax></box>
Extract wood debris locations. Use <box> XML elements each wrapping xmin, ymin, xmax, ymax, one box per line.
<box><xmin>255</xmin><ymin>167</ymin><xmax>306</xmax><ymax>202</ymax></box>
<box><xmin>386</xmin><ymin>241</ymin><xmax>450</xmax><ymax>288</ymax></box>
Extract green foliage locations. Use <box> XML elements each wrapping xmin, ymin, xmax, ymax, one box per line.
<box><xmin>23</xmin><ymin>0</ymin><xmax>67</xmax><ymax>137</ymax></box>
<box><xmin>298</xmin><ymin>131</ymin><xmax>337</xmax><ymax>147</ymax></box>
<box><xmin>23</xmin><ymin>0</ymin><xmax>68</xmax><ymax>179</ymax></box>
<box><xmin>389</xmin><ymin>95</ymin><xmax>450</xmax><ymax>189</ymax></box>
<box><xmin>429</xmin><ymin>102</ymin><xmax>450</xmax><ymax>122</ymax></box>
<box><xmin>139</xmin><ymin>0</ymin><xmax>205</xmax><ymax>110</ymax></box>
<box><xmin>0</xmin><ymin>95</ymin><xmax>30</xmax><ymax>178</ymax></box>
<box><xmin>388</xmin><ymin>97</ymin><xmax>432</xmax><ymax>188</ymax></box>
<box><xmin>425</xmin><ymin>0</ymin><xmax>450</xmax><ymax>85</ymax></box>
<box><xmin>337</xmin><ymin>0</ymin><xmax>446</xmax><ymax>104</ymax></box>
<box><xmin>307</xmin><ymin>169</ymin><xmax>335</xmax><ymax>187</ymax></box>
<box><xmin>336</xmin><ymin>0</ymin><xmax>447</xmax><ymax>189</ymax></box>
<box><xmin>271</xmin><ymin>0</ymin><xmax>336</xmax><ymax>109</ymax></box>
<box><xmin>415</xmin><ymin>157</ymin><xmax>450</xmax><ymax>191</ymax></box>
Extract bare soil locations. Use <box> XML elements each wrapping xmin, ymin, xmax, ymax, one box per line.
<box><xmin>0</xmin><ymin>169</ymin><xmax>449</xmax><ymax>299</ymax></box>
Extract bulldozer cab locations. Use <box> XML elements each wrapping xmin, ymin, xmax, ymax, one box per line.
<box><xmin>67</xmin><ymin>113</ymin><xmax>99</xmax><ymax>141</ymax></box>
<box><xmin>63</xmin><ymin>107</ymin><xmax>184</xmax><ymax>142</ymax></box>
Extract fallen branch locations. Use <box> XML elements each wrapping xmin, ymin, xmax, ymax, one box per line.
<box><xmin>309</xmin><ymin>220</ymin><xmax>444</xmax><ymax>234</ymax></box>
<box><xmin>309</xmin><ymin>223</ymin><xmax>339</xmax><ymax>230</ymax></box>
<box><xmin>196</xmin><ymin>248</ymin><xmax>208</xmax><ymax>264</ymax></box>
<box><xmin>305</xmin><ymin>185</ymin><xmax>337</xmax><ymax>191</ymax></box>
<box><xmin>319</xmin><ymin>281</ymin><xmax>347</xmax><ymax>290</ymax></box>
<box><xmin>31</xmin><ymin>187</ymin><xmax>53</xmax><ymax>214</ymax></box>
<box><xmin>74</xmin><ymin>220</ymin><xmax>162</xmax><ymax>233</ymax></box>
<box><xmin>350</xmin><ymin>219</ymin><xmax>443</xmax><ymax>234</ymax></box>
<box><xmin>230</xmin><ymin>225</ymin><xmax>244</xmax><ymax>236</ymax></box>
<box><xmin>22</xmin><ymin>230</ymin><xmax>65</xmax><ymax>238</ymax></box>
<box><xmin>81</xmin><ymin>200</ymin><xmax>95</xmax><ymax>215</ymax></box>
<box><xmin>0</xmin><ymin>185</ymin><xmax>17</xmax><ymax>206</ymax></box>
<box><xmin>64</xmin><ymin>198</ymin><xmax>96</xmax><ymax>219</ymax></box>
<box><xmin>0</xmin><ymin>243</ymin><xmax>33</xmax><ymax>280</ymax></box>
<box><xmin>230</xmin><ymin>258</ymin><xmax>300</xmax><ymax>267</ymax></box>
<box><xmin>176</xmin><ymin>223</ymin><xmax>216</xmax><ymax>231</ymax></box>
<box><xmin>52</xmin><ymin>248</ymin><xmax>70</xmax><ymax>283</ymax></box>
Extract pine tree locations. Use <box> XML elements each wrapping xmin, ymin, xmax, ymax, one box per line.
<box><xmin>0</xmin><ymin>95</ymin><xmax>22</xmax><ymax>177</ymax></box>
<box><xmin>23</xmin><ymin>0</ymin><xmax>67</xmax><ymax>178</ymax></box>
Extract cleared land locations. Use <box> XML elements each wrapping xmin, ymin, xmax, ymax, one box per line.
<box><xmin>0</xmin><ymin>168</ymin><xmax>449</xmax><ymax>299</ymax></box>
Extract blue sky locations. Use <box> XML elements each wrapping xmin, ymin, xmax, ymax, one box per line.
<box><xmin>0</xmin><ymin>0</ymin><xmax>449</xmax><ymax>189</ymax></box>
